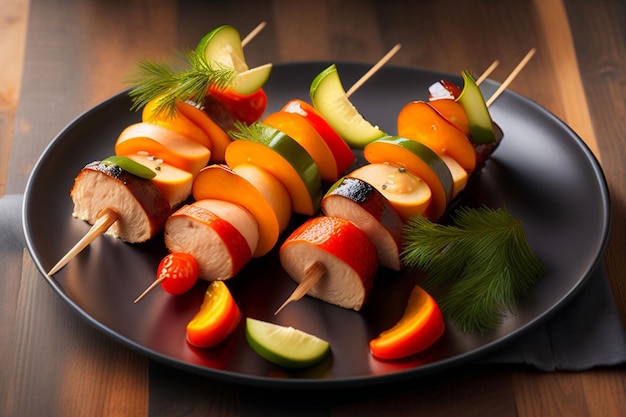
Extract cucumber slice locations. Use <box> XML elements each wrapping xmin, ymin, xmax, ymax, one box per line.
<box><xmin>102</xmin><ymin>155</ymin><xmax>156</xmax><ymax>179</ymax></box>
<box><xmin>232</xmin><ymin>64</ymin><xmax>272</xmax><ymax>95</ymax></box>
<box><xmin>196</xmin><ymin>25</ymin><xmax>248</xmax><ymax>72</ymax></box>
<box><xmin>246</xmin><ymin>318</ymin><xmax>330</xmax><ymax>368</ymax></box>
<box><xmin>456</xmin><ymin>70</ymin><xmax>496</xmax><ymax>144</ymax></box>
<box><xmin>196</xmin><ymin>25</ymin><xmax>272</xmax><ymax>95</ymax></box>
<box><xmin>310</xmin><ymin>64</ymin><xmax>385</xmax><ymax>148</ymax></box>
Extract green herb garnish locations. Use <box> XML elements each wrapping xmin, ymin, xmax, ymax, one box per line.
<box><xmin>228</xmin><ymin>121</ymin><xmax>278</xmax><ymax>143</ymax></box>
<box><xmin>127</xmin><ymin>50</ymin><xmax>235</xmax><ymax>118</ymax></box>
<box><xmin>401</xmin><ymin>206</ymin><xmax>543</xmax><ymax>334</ymax></box>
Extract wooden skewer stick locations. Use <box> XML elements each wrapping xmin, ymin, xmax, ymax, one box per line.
<box><xmin>47</xmin><ymin>208</ymin><xmax>119</xmax><ymax>276</ymax></box>
<box><xmin>476</xmin><ymin>59</ymin><xmax>500</xmax><ymax>85</ymax></box>
<box><xmin>274</xmin><ymin>262</ymin><xmax>327</xmax><ymax>315</ymax></box>
<box><xmin>134</xmin><ymin>273</ymin><xmax>167</xmax><ymax>303</ymax></box>
<box><xmin>486</xmin><ymin>48</ymin><xmax>536</xmax><ymax>107</ymax></box>
<box><xmin>241</xmin><ymin>21</ymin><xmax>267</xmax><ymax>47</ymax></box>
<box><xmin>345</xmin><ymin>43</ymin><xmax>402</xmax><ymax>98</ymax></box>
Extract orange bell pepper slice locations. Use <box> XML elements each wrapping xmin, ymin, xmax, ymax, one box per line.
<box><xmin>428</xmin><ymin>99</ymin><xmax>471</xmax><ymax>137</ymax></box>
<box><xmin>397</xmin><ymin>101</ymin><xmax>476</xmax><ymax>173</ymax></box>
<box><xmin>142</xmin><ymin>96</ymin><xmax>213</xmax><ymax>150</ymax></box>
<box><xmin>264</xmin><ymin>111</ymin><xmax>339</xmax><ymax>183</ymax></box>
<box><xmin>369</xmin><ymin>285</ymin><xmax>444</xmax><ymax>360</ymax></box>
<box><xmin>175</xmin><ymin>100</ymin><xmax>232</xmax><ymax>162</ymax></box>
<box><xmin>186</xmin><ymin>281</ymin><xmax>241</xmax><ymax>349</ymax></box>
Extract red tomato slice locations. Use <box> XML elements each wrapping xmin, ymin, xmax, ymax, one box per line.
<box><xmin>208</xmin><ymin>86</ymin><xmax>268</xmax><ymax>124</ymax></box>
<box><xmin>281</xmin><ymin>99</ymin><xmax>356</xmax><ymax>175</ymax></box>
<box><xmin>369</xmin><ymin>285</ymin><xmax>444</xmax><ymax>360</ymax></box>
<box><xmin>186</xmin><ymin>281</ymin><xmax>241</xmax><ymax>348</ymax></box>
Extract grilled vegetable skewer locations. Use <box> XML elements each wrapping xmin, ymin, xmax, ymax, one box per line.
<box><xmin>48</xmin><ymin>24</ymin><xmax>269</xmax><ymax>277</ymax></box>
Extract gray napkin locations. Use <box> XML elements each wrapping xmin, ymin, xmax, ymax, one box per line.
<box><xmin>3</xmin><ymin>194</ymin><xmax>625</xmax><ymax>371</ymax></box>
<box><xmin>485</xmin><ymin>263</ymin><xmax>626</xmax><ymax>370</ymax></box>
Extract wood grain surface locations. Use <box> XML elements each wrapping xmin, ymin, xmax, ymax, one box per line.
<box><xmin>1</xmin><ymin>0</ymin><xmax>625</xmax><ymax>416</ymax></box>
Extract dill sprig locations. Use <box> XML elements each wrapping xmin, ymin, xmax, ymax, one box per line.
<box><xmin>401</xmin><ymin>206</ymin><xmax>543</xmax><ymax>334</ymax></box>
<box><xmin>228</xmin><ymin>121</ymin><xmax>278</xmax><ymax>144</ymax></box>
<box><xmin>127</xmin><ymin>50</ymin><xmax>235</xmax><ymax>118</ymax></box>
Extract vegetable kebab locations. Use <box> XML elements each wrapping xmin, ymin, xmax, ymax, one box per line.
<box><xmin>47</xmin><ymin>22</ymin><xmax>271</xmax><ymax>277</ymax></box>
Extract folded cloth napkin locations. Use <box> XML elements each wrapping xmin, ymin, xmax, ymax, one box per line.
<box><xmin>3</xmin><ymin>194</ymin><xmax>625</xmax><ymax>371</ymax></box>
<box><xmin>484</xmin><ymin>263</ymin><xmax>626</xmax><ymax>370</ymax></box>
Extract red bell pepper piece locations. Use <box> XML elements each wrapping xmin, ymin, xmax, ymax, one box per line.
<box><xmin>281</xmin><ymin>99</ymin><xmax>356</xmax><ymax>175</ymax></box>
<box><xmin>208</xmin><ymin>86</ymin><xmax>268</xmax><ymax>125</ymax></box>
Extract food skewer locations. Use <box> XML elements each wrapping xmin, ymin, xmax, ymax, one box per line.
<box><xmin>274</xmin><ymin>46</ymin><xmax>404</xmax><ymax>315</ymax></box>
<box><xmin>47</xmin><ymin>24</ymin><xmax>268</xmax><ymax>277</ymax></box>
<box><xmin>47</xmin><ymin>208</ymin><xmax>119</xmax><ymax>276</ymax></box>
<box><xmin>274</xmin><ymin>50</ymin><xmax>536</xmax><ymax>315</ymax></box>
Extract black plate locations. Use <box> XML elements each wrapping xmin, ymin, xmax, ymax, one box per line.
<box><xmin>23</xmin><ymin>63</ymin><xmax>610</xmax><ymax>389</ymax></box>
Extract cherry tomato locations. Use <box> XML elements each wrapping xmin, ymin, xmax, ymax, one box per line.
<box><xmin>158</xmin><ymin>252</ymin><xmax>199</xmax><ymax>295</ymax></box>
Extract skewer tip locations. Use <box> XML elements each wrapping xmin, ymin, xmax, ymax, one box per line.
<box><xmin>274</xmin><ymin>300</ymin><xmax>289</xmax><ymax>316</ymax></box>
<box><xmin>273</xmin><ymin>262</ymin><xmax>327</xmax><ymax>315</ymax></box>
<box><xmin>345</xmin><ymin>43</ymin><xmax>403</xmax><ymax>98</ymax></box>
<box><xmin>133</xmin><ymin>276</ymin><xmax>166</xmax><ymax>304</ymax></box>
<box><xmin>46</xmin><ymin>208</ymin><xmax>118</xmax><ymax>276</ymax></box>
<box><xmin>241</xmin><ymin>21</ymin><xmax>267</xmax><ymax>47</ymax></box>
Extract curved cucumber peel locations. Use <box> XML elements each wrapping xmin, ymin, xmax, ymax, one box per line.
<box><xmin>310</xmin><ymin>64</ymin><xmax>385</xmax><ymax>148</ymax></box>
<box><xmin>246</xmin><ymin>318</ymin><xmax>330</xmax><ymax>368</ymax></box>
<box><xmin>102</xmin><ymin>155</ymin><xmax>156</xmax><ymax>179</ymax></box>
<box><xmin>456</xmin><ymin>70</ymin><xmax>496</xmax><ymax>144</ymax></box>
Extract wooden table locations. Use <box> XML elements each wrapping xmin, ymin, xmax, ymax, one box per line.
<box><xmin>2</xmin><ymin>0</ymin><xmax>625</xmax><ymax>415</ymax></box>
